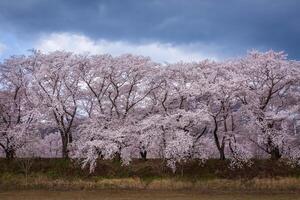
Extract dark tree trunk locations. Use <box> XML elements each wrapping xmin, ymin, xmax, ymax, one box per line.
<box><xmin>140</xmin><ymin>150</ymin><xmax>147</xmax><ymax>161</ymax></box>
<box><xmin>219</xmin><ymin>149</ymin><xmax>226</xmax><ymax>160</ymax></box>
<box><xmin>212</xmin><ymin>117</ymin><xmax>226</xmax><ymax>160</ymax></box>
<box><xmin>61</xmin><ymin>134</ymin><xmax>69</xmax><ymax>159</ymax></box>
<box><xmin>271</xmin><ymin>147</ymin><xmax>281</xmax><ymax>160</ymax></box>
<box><xmin>114</xmin><ymin>152</ymin><xmax>121</xmax><ymax>162</ymax></box>
<box><xmin>5</xmin><ymin>148</ymin><xmax>15</xmax><ymax>160</ymax></box>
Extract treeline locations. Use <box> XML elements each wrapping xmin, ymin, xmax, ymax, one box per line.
<box><xmin>0</xmin><ymin>50</ymin><xmax>300</xmax><ymax>172</ymax></box>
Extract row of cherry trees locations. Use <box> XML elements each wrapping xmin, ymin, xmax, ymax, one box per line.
<box><xmin>0</xmin><ymin>50</ymin><xmax>300</xmax><ymax>172</ymax></box>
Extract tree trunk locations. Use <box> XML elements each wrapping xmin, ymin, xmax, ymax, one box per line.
<box><xmin>61</xmin><ymin>135</ymin><xmax>69</xmax><ymax>159</ymax></box>
<box><xmin>219</xmin><ymin>148</ymin><xmax>226</xmax><ymax>160</ymax></box>
<box><xmin>5</xmin><ymin>149</ymin><xmax>15</xmax><ymax>160</ymax></box>
<box><xmin>212</xmin><ymin>117</ymin><xmax>226</xmax><ymax>160</ymax></box>
<box><xmin>140</xmin><ymin>150</ymin><xmax>147</xmax><ymax>161</ymax></box>
<box><xmin>270</xmin><ymin>147</ymin><xmax>281</xmax><ymax>160</ymax></box>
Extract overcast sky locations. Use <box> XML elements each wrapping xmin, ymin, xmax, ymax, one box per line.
<box><xmin>0</xmin><ymin>0</ymin><xmax>299</xmax><ymax>62</ymax></box>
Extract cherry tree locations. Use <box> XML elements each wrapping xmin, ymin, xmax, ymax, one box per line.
<box><xmin>131</xmin><ymin>62</ymin><xmax>216</xmax><ymax>171</ymax></box>
<box><xmin>0</xmin><ymin>56</ymin><xmax>38</xmax><ymax>159</ymax></box>
<box><xmin>73</xmin><ymin>54</ymin><xmax>162</xmax><ymax>171</ymax></box>
<box><xmin>203</xmin><ymin>61</ymin><xmax>247</xmax><ymax>161</ymax></box>
<box><xmin>28</xmin><ymin>51</ymin><xmax>80</xmax><ymax>158</ymax></box>
<box><xmin>237</xmin><ymin>51</ymin><xmax>300</xmax><ymax>160</ymax></box>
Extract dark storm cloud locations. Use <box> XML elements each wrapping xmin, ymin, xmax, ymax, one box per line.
<box><xmin>0</xmin><ymin>0</ymin><xmax>299</xmax><ymax>59</ymax></box>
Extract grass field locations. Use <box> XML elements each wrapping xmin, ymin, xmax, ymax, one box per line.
<box><xmin>1</xmin><ymin>158</ymin><xmax>300</xmax><ymax>191</ymax></box>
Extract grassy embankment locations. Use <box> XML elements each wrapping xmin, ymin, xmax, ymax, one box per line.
<box><xmin>1</xmin><ymin>158</ymin><xmax>300</xmax><ymax>192</ymax></box>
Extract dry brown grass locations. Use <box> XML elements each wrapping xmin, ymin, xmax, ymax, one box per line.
<box><xmin>1</xmin><ymin>173</ymin><xmax>300</xmax><ymax>192</ymax></box>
